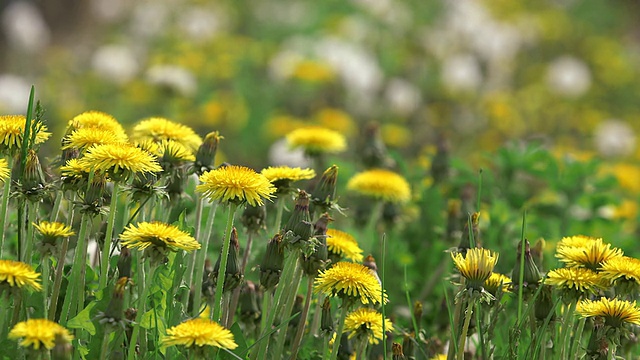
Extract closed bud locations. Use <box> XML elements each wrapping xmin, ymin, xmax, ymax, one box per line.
<box><xmin>359</xmin><ymin>122</ymin><xmax>393</xmax><ymax>168</ymax></box>
<box><xmin>194</xmin><ymin>131</ymin><xmax>223</xmax><ymax>175</ymax></box>
<box><xmin>96</xmin><ymin>277</ymin><xmax>129</xmax><ymax>329</ymax></box>
<box><xmin>20</xmin><ymin>149</ymin><xmax>47</xmax><ymax>201</ymax></box>
<box><xmin>431</xmin><ymin>133</ymin><xmax>450</xmax><ymax>184</ymax></box>
<box><xmin>311</xmin><ymin>165</ymin><xmax>339</xmax><ymax>211</ymax></box>
<box><xmin>458</xmin><ymin>212</ymin><xmax>481</xmax><ymax>254</ymax></box>
<box><xmin>392</xmin><ymin>342</ymin><xmax>406</xmax><ymax>360</ymax></box>
<box><xmin>301</xmin><ymin>213</ymin><xmax>332</xmax><ymax>276</ymax></box>
<box><xmin>52</xmin><ymin>333</ymin><xmax>73</xmax><ymax>360</ymax></box>
<box><xmin>534</xmin><ymin>284</ymin><xmax>556</xmax><ymax>324</ymax></box>
<box><xmin>511</xmin><ymin>240</ymin><xmax>542</xmax><ymax>297</ymax></box>
<box><xmin>285</xmin><ymin>190</ymin><xmax>311</xmax><ymax>232</ymax></box>
<box><xmin>117</xmin><ymin>247</ymin><xmax>132</xmax><ymax>279</ymax></box>
<box><xmin>239</xmin><ymin>281</ymin><xmax>261</xmax><ymax>326</ymax></box>
<box><xmin>260</xmin><ymin>233</ymin><xmax>285</xmax><ymax>290</ymax></box>
<box><xmin>413</xmin><ymin>301</ymin><xmax>423</xmax><ymax>328</ymax></box>
<box><xmin>321</xmin><ymin>297</ymin><xmax>333</xmax><ymax>334</ymax></box>
<box><xmin>213</xmin><ymin>227</ymin><xmax>244</xmax><ymax>293</ymax></box>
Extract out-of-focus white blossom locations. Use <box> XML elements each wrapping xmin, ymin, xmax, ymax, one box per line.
<box><xmin>546</xmin><ymin>56</ymin><xmax>592</xmax><ymax>97</ymax></box>
<box><xmin>1</xmin><ymin>1</ymin><xmax>50</xmax><ymax>53</ymax></box>
<box><xmin>0</xmin><ymin>74</ymin><xmax>31</xmax><ymax>113</ymax></box>
<box><xmin>253</xmin><ymin>0</ymin><xmax>310</xmax><ymax>27</ymax></box>
<box><xmin>441</xmin><ymin>54</ymin><xmax>482</xmax><ymax>92</ymax></box>
<box><xmin>91</xmin><ymin>0</ymin><xmax>129</xmax><ymax>23</ymax></box>
<box><xmin>268</xmin><ymin>50</ymin><xmax>305</xmax><ymax>81</ymax></box>
<box><xmin>130</xmin><ymin>2</ymin><xmax>169</xmax><ymax>39</ymax></box>
<box><xmin>268</xmin><ymin>138</ymin><xmax>312</xmax><ymax>168</ymax></box>
<box><xmin>178</xmin><ymin>7</ymin><xmax>224</xmax><ymax>41</ymax></box>
<box><xmin>146</xmin><ymin>65</ymin><xmax>197</xmax><ymax>96</ymax></box>
<box><xmin>92</xmin><ymin>45</ymin><xmax>139</xmax><ymax>84</ymax></box>
<box><xmin>594</xmin><ymin>120</ymin><xmax>636</xmax><ymax>158</ymax></box>
<box><xmin>385</xmin><ymin>78</ymin><xmax>421</xmax><ymax>116</ymax></box>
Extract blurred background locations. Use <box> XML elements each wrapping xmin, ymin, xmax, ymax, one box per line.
<box><xmin>1</xmin><ymin>0</ymin><xmax>640</xmax><ymax>166</ymax></box>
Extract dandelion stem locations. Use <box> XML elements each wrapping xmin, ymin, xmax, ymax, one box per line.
<box><xmin>212</xmin><ymin>202</ymin><xmax>239</xmax><ymax>322</ymax></box>
<box><xmin>59</xmin><ymin>213</ymin><xmax>90</xmax><ymax>325</ymax></box>
<box><xmin>0</xmin><ymin>155</ymin><xmax>13</xmax><ymax>257</ymax></box>
<box><xmin>560</xmin><ymin>302</ymin><xmax>576</xmax><ymax>360</ymax></box>
<box><xmin>100</xmin><ymin>329</ymin><xmax>111</xmax><ymax>360</ymax></box>
<box><xmin>49</xmin><ymin>190</ymin><xmax>63</xmax><ymax>222</ymax></box>
<box><xmin>183</xmin><ymin>196</ymin><xmax>204</xmax><ymax>311</ymax></box>
<box><xmin>49</xmin><ymin>194</ymin><xmax>76</xmax><ymax>321</ymax></box>
<box><xmin>289</xmin><ymin>277</ymin><xmax>314</xmax><ymax>360</ymax></box>
<box><xmin>21</xmin><ymin>201</ymin><xmax>38</xmax><ymax>263</ymax></box>
<box><xmin>457</xmin><ymin>293</ymin><xmax>476</xmax><ymax>360</ymax></box>
<box><xmin>128</xmin><ymin>263</ymin><xmax>156</xmax><ymax>360</ymax></box>
<box><xmin>99</xmin><ymin>181</ymin><xmax>120</xmax><ymax>290</ymax></box>
<box><xmin>330</xmin><ymin>303</ymin><xmax>349</xmax><ymax>360</ymax></box>
<box><xmin>192</xmin><ymin>202</ymin><xmax>218</xmax><ymax>317</ymax></box>
<box><xmin>273</xmin><ymin>196</ymin><xmax>286</xmax><ymax>234</ymax></box>
<box><xmin>570</xmin><ymin>317</ymin><xmax>586</xmax><ymax>359</ymax></box>
<box><xmin>227</xmin><ymin>231</ymin><xmax>254</xmax><ymax>328</ymax></box>
<box><xmin>42</xmin><ymin>255</ymin><xmax>50</xmax><ymax>316</ymax></box>
<box><xmin>273</xmin><ymin>257</ymin><xmax>303</xmax><ymax>356</ymax></box>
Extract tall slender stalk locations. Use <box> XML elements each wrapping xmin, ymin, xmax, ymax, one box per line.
<box><xmin>99</xmin><ymin>182</ymin><xmax>120</xmax><ymax>290</ymax></box>
<box><xmin>182</xmin><ymin>197</ymin><xmax>204</xmax><ymax>310</ymax></box>
<box><xmin>49</xmin><ymin>194</ymin><xmax>76</xmax><ymax>321</ymax></box>
<box><xmin>212</xmin><ymin>202</ymin><xmax>239</xmax><ymax>322</ymax></box>
<box><xmin>289</xmin><ymin>277</ymin><xmax>314</xmax><ymax>360</ymax></box>
<box><xmin>192</xmin><ymin>202</ymin><xmax>219</xmax><ymax>317</ymax></box>
<box><xmin>226</xmin><ymin>231</ymin><xmax>254</xmax><ymax>328</ymax></box>
<box><xmin>273</xmin><ymin>196</ymin><xmax>286</xmax><ymax>234</ymax></box>
<box><xmin>273</xmin><ymin>259</ymin><xmax>303</xmax><ymax>358</ymax></box>
<box><xmin>49</xmin><ymin>190</ymin><xmax>64</xmax><ymax>222</ymax></box>
<box><xmin>560</xmin><ymin>302</ymin><xmax>577</xmax><ymax>359</ymax></box>
<box><xmin>330</xmin><ymin>303</ymin><xmax>349</xmax><ymax>360</ymax></box>
<box><xmin>457</xmin><ymin>293</ymin><xmax>476</xmax><ymax>360</ymax></box>
<box><xmin>21</xmin><ymin>202</ymin><xmax>38</xmax><ymax>263</ymax></box>
<box><xmin>0</xmin><ymin>156</ymin><xmax>13</xmax><ymax>257</ymax></box>
<box><xmin>100</xmin><ymin>329</ymin><xmax>111</xmax><ymax>360</ymax></box>
<box><xmin>42</xmin><ymin>256</ymin><xmax>51</xmax><ymax>316</ymax></box>
<box><xmin>59</xmin><ymin>213</ymin><xmax>90</xmax><ymax>325</ymax></box>
<box><xmin>127</xmin><ymin>264</ymin><xmax>156</xmax><ymax>360</ymax></box>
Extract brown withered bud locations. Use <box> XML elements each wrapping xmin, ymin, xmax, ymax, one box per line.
<box><xmin>392</xmin><ymin>342</ymin><xmax>406</xmax><ymax>360</ymax></box>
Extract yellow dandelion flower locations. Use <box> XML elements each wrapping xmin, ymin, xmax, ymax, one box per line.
<box><xmin>197</xmin><ymin>165</ymin><xmax>276</xmax><ymax>206</ymax></box>
<box><xmin>600</xmin><ymin>256</ymin><xmax>640</xmax><ymax>285</ymax></box>
<box><xmin>286</xmin><ymin>126</ymin><xmax>347</xmax><ymax>155</ymax></box>
<box><xmin>451</xmin><ymin>248</ymin><xmax>498</xmax><ymax>289</ymax></box>
<box><xmin>159</xmin><ymin>140</ymin><xmax>196</xmax><ymax>162</ymax></box>
<box><xmin>326</xmin><ymin>229</ymin><xmax>364</xmax><ymax>262</ymax></box>
<box><xmin>69</xmin><ymin>111</ymin><xmax>126</xmax><ymax>136</ymax></box>
<box><xmin>556</xmin><ymin>235</ymin><xmax>599</xmax><ymax>250</ymax></box>
<box><xmin>484</xmin><ymin>272</ymin><xmax>511</xmax><ymax>295</ymax></box>
<box><xmin>315</xmin><ymin>108</ymin><xmax>356</xmax><ymax>136</ymax></box>
<box><xmin>60</xmin><ymin>158</ymin><xmax>90</xmax><ymax>180</ymax></box>
<box><xmin>0</xmin><ymin>158</ymin><xmax>9</xmax><ymax>183</ymax></box>
<box><xmin>577</xmin><ymin>297</ymin><xmax>640</xmax><ymax>327</ymax></box>
<box><xmin>291</xmin><ymin>60</ymin><xmax>335</xmax><ymax>82</ymax></box>
<box><xmin>0</xmin><ymin>115</ymin><xmax>51</xmax><ymax>153</ymax></box>
<box><xmin>78</xmin><ymin>143</ymin><xmax>162</xmax><ymax>180</ymax></box>
<box><xmin>33</xmin><ymin>221</ymin><xmax>75</xmax><ymax>238</ymax></box>
<box><xmin>0</xmin><ymin>260</ymin><xmax>42</xmax><ymax>291</ymax></box>
<box><xmin>62</xmin><ymin>127</ymin><xmax>128</xmax><ymax>150</ymax></box>
<box><xmin>344</xmin><ymin>308</ymin><xmax>393</xmax><ymax>344</ymax></box>
<box><xmin>347</xmin><ymin>169</ymin><xmax>411</xmax><ymax>203</ymax></box>
<box><xmin>430</xmin><ymin>355</ymin><xmax>447</xmax><ymax>360</ymax></box>
<box><xmin>135</xmin><ymin>139</ymin><xmax>161</xmax><ymax>155</ymax></box>
<box><xmin>8</xmin><ymin>319</ymin><xmax>73</xmax><ymax>350</ymax></box>
<box><xmin>314</xmin><ymin>261</ymin><xmax>386</xmax><ymax>305</ymax></box>
<box><xmin>162</xmin><ymin>318</ymin><xmax>238</xmax><ymax>350</ymax></box>
<box><xmin>546</xmin><ymin>268</ymin><xmax>603</xmax><ymax>294</ymax></box>
<box><xmin>261</xmin><ymin>166</ymin><xmax>316</xmax><ymax>183</ymax></box>
<box><xmin>120</xmin><ymin>221</ymin><xmax>200</xmax><ymax>252</ymax></box>
<box><xmin>132</xmin><ymin>117</ymin><xmax>202</xmax><ymax>151</ymax></box>
<box><xmin>556</xmin><ymin>238</ymin><xmax>623</xmax><ymax>270</ymax></box>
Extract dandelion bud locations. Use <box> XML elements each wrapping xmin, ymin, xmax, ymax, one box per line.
<box><xmin>359</xmin><ymin>122</ymin><xmax>393</xmax><ymax>169</ymax></box>
<box><xmin>194</xmin><ymin>131</ymin><xmax>223</xmax><ymax>175</ymax></box>
<box><xmin>531</xmin><ymin>238</ymin><xmax>545</xmax><ymax>269</ymax></box>
<box><xmin>240</xmin><ymin>204</ymin><xmax>267</xmax><ymax>234</ymax></box>
<box><xmin>511</xmin><ymin>240</ymin><xmax>542</xmax><ymax>297</ymax></box>
<box><xmin>321</xmin><ymin>297</ymin><xmax>333</xmax><ymax>334</ymax></box>
<box><xmin>213</xmin><ymin>228</ymin><xmax>243</xmax><ymax>293</ymax></box>
<box><xmin>363</xmin><ymin>254</ymin><xmax>382</xmax><ymax>286</ymax></box>
<box><xmin>301</xmin><ymin>213</ymin><xmax>332</xmax><ymax>276</ymax></box>
<box><xmin>402</xmin><ymin>334</ymin><xmax>415</xmax><ymax>360</ymax></box>
<box><xmin>20</xmin><ymin>149</ymin><xmax>46</xmax><ymax>201</ymax></box>
<box><xmin>260</xmin><ymin>233</ymin><xmax>285</xmax><ymax>290</ymax></box>
<box><xmin>285</xmin><ymin>190</ymin><xmax>311</xmax><ymax>232</ymax></box>
<box><xmin>311</xmin><ymin>165</ymin><xmax>339</xmax><ymax>211</ymax></box>
<box><xmin>413</xmin><ymin>301</ymin><xmax>423</xmax><ymax>328</ymax></box>
<box><xmin>392</xmin><ymin>342</ymin><xmax>406</xmax><ymax>360</ymax></box>
<box><xmin>52</xmin><ymin>332</ymin><xmax>73</xmax><ymax>360</ymax></box>
<box><xmin>458</xmin><ymin>212</ymin><xmax>480</xmax><ymax>254</ymax></box>
<box><xmin>337</xmin><ymin>333</ymin><xmax>354</xmax><ymax>360</ymax></box>
<box><xmin>534</xmin><ymin>285</ymin><xmax>556</xmax><ymax>324</ymax></box>
<box><xmin>97</xmin><ymin>277</ymin><xmax>128</xmax><ymax>329</ymax></box>
<box><xmin>239</xmin><ymin>281</ymin><xmax>261</xmax><ymax>325</ymax></box>
<box><xmin>81</xmin><ymin>174</ymin><xmax>107</xmax><ymax>216</ymax></box>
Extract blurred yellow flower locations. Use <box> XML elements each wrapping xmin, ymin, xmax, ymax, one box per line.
<box><xmin>347</xmin><ymin>169</ymin><xmax>411</xmax><ymax>203</ymax></box>
<box><xmin>69</xmin><ymin>111</ymin><xmax>126</xmax><ymax>136</ymax></box>
<box><xmin>9</xmin><ymin>319</ymin><xmax>73</xmax><ymax>350</ymax></box>
<box><xmin>292</xmin><ymin>60</ymin><xmax>335</xmax><ymax>82</ymax></box>
<box><xmin>261</xmin><ymin>166</ymin><xmax>316</xmax><ymax>183</ymax></box>
<box><xmin>162</xmin><ymin>318</ymin><xmax>238</xmax><ymax>350</ymax></box>
<box><xmin>264</xmin><ymin>115</ymin><xmax>307</xmax><ymax>138</ymax></box>
<box><xmin>0</xmin><ymin>260</ymin><xmax>42</xmax><ymax>292</ymax></box>
<box><xmin>602</xmin><ymin>163</ymin><xmax>640</xmax><ymax>194</ymax></box>
<box><xmin>63</xmin><ymin>127</ymin><xmax>128</xmax><ymax>150</ymax></box>
<box><xmin>381</xmin><ymin>123</ymin><xmax>411</xmax><ymax>148</ymax></box>
<box><xmin>286</xmin><ymin>126</ymin><xmax>347</xmax><ymax>155</ymax></box>
<box><xmin>315</xmin><ymin>108</ymin><xmax>356</xmax><ymax>136</ymax></box>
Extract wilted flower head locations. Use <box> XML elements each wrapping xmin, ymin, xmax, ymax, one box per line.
<box><xmin>347</xmin><ymin>168</ymin><xmax>411</xmax><ymax>203</ymax></box>
<box><xmin>9</xmin><ymin>319</ymin><xmax>73</xmax><ymax>350</ymax></box>
<box><xmin>344</xmin><ymin>307</ymin><xmax>393</xmax><ymax>344</ymax></box>
<box><xmin>197</xmin><ymin>165</ymin><xmax>276</xmax><ymax>206</ymax></box>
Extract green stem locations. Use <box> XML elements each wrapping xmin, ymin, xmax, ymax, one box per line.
<box><xmin>560</xmin><ymin>302</ymin><xmax>577</xmax><ymax>360</ymax></box>
<box><xmin>381</xmin><ymin>233</ymin><xmax>387</xmax><ymax>360</ymax></box>
<box><xmin>457</xmin><ymin>293</ymin><xmax>475</xmax><ymax>360</ymax></box>
<box><xmin>570</xmin><ymin>317</ymin><xmax>586</xmax><ymax>360</ymax></box>
<box><xmin>330</xmin><ymin>303</ymin><xmax>349</xmax><ymax>360</ymax></box>
<box><xmin>49</xmin><ymin>190</ymin><xmax>63</xmax><ymax>222</ymax></box>
<box><xmin>226</xmin><ymin>231</ymin><xmax>254</xmax><ymax>328</ymax></box>
<box><xmin>42</xmin><ymin>256</ymin><xmax>50</xmax><ymax>316</ymax></box>
<box><xmin>364</xmin><ymin>201</ymin><xmax>384</xmax><ymax>254</ymax></box>
<box><xmin>273</xmin><ymin>196</ymin><xmax>285</xmax><ymax>234</ymax></box>
<box><xmin>182</xmin><ymin>197</ymin><xmax>204</xmax><ymax>311</ymax></box>
<box><xmin>323</xmin><ymin>334</ymin><xmax>330</xmax><ymax>360</ymax></box>
<box><xmin>447</xmin><ymin>284</ymin><xmax>464</xmax><ymax>360</ymax></box>
<box><xmin>356</xmin><ymin>337</ymin><xmax>368</xmax><ymax>360</ymax></box>
<box><xmin>49</xmin><ymin>193</ymin><xmax>76</xmax><ymax>321</ymax></box>
<box><xmin>310</xmin><ymin>295</ymin><xmax>324</xmax><ymax>337</ymax></box>
<box><xmin>21</xmin><ymin>201</ymin><xmax>38</xmax><ymax>263</ymax></box>
<box><xmin>0</xmin><ymin>155</ymin><xmax>13</xmax><ymax>257</ymax></box>
<box><xmin>273</xmin><ymin>258</ymin><xmax>303</xmax><ymax>358</ymax></box>
<box><xmin>99</xmin><ymin>182</ymin><xmax>120</xmax><ymax>290</ymax></box>
<box><xmin>212</xmin><ymin>202</ymin><xmax>239</xmax><ymax>322</ymax></box>
<box><xmin>289</xmin><ymin>277</ymin><xmax>314</xmax><ymax>360</ymax></box>
<box><xmin>192</xmin><ymin>201</ymin><xmax>218</xmax><ymax>317</ymax></box>
<box><xmin>100</xmin><ymin>329</ymin><xmax>111</xmax><ymax>360</ymax></box>
<box><xmin>59</xmin><ymin>213</ymin><xmax>90</xmax><ymax>325</ymax></box>
<box><xmin>127</xmin><ymin>264</ymin><xmax>156</xmax><ymax>360</ymax></box>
